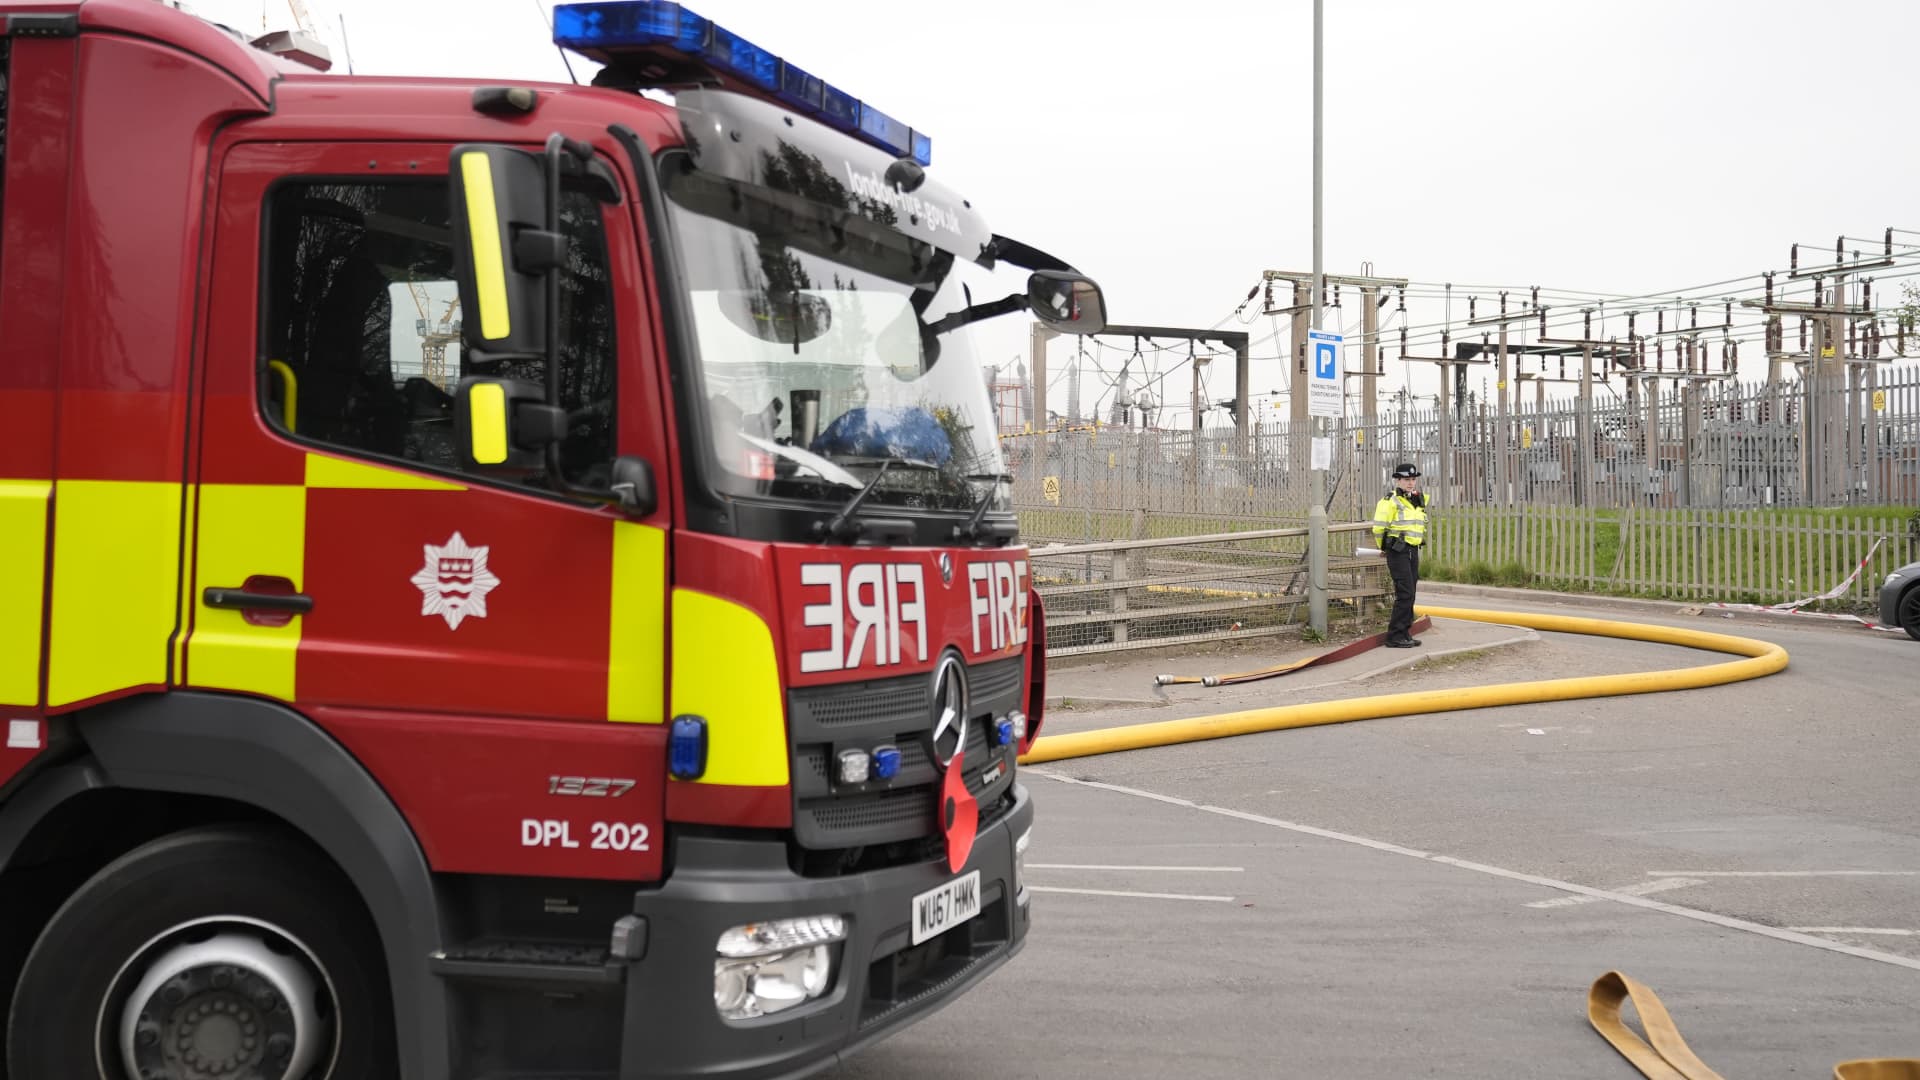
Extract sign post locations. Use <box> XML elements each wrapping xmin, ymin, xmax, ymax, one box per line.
<box><xmin>1307</xmin><ymin>326</ymin><xmax>1341</xmax><ymax>634</ymax></box>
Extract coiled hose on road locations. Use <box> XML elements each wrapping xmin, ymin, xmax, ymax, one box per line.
<box><xmin>1017</xmin><ymin>606</ymin><xmax>1920</xmax><ymax>1074</ymax></box>
<box><xmin>1019</xmin><ymin>605</ymin><xmax>1788</xmax><ymax>765</ymax></box>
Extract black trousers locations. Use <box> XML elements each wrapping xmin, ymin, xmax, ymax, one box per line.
<box><xmin>1386</xmin><ymin>543</ymin><xmax>1420</xmax><ymax>637</ymax></box>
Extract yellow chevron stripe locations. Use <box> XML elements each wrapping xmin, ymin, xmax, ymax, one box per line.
<box><xmin>607</xmin><ymin>521</ymin><xmax>667</xmax><ymax>723</ymax></box>
<box><xmin>185</xmin><ymin>484</ymin><xmax>306</xmax><ymax>702</ymax></box>
<box><xmin>669</xmin><ymin>589</ymin><xmax>788</xmax><ymax>786</ymax></box>
<box><xmin>46</xmin><ymin>480</ymin><xmax>182</xmax><ymax>707</ymax></box>
<box><xmin>304</xmin><ymin>453</ymin><xmax>464</xmax><ymax>491</ymax></box>
<box><xmin>0</xmin><ymin>481</ymin><xmax>51</xmax><ymax>707</ymax></box>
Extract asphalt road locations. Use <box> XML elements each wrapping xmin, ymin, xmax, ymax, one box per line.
<box><xmin>830</xmin><ymin>596</ymin><xmax>1920</xmax><ymax>1079</ymax></box>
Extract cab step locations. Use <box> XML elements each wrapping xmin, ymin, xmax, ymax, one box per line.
<box><xmin>430</xmin><ymin>939</ymin><xmax>624</xmax><ymax>987</ymax></box>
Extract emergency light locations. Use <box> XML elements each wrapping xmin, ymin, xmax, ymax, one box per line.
<box><xmin>552</xmin><ymin>1</ymin><xmax>933</xmax><ymax>166</ymax></box>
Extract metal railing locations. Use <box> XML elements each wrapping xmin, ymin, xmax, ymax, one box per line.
<box><xmin>1029</xmin><ymin>519</ymin><xmax>1388</xmax><ymax>657</ymax></box>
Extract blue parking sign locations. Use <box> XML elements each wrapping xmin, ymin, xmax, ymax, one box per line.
<box><xmin>1307</xmin><ymin>328</ymin><xmax>1343</xmax><ymax>419</ymax></box>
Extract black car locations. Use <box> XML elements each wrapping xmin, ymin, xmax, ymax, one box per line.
<box><xmin>1882</xmin><ymin>559</ymin><xmax>1920</xmax><ymax>640</ymax></box>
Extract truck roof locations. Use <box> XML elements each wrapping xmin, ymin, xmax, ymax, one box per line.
<box><xmin>4</xmin><ymin>0</ymin><xmax>681</xmax><ymax>148</ymax></box>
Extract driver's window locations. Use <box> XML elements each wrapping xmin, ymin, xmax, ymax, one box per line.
<box><xmin>258</xmin><ymin>178</ymin><xmax>617</xmax><ymax>490</ymax></box>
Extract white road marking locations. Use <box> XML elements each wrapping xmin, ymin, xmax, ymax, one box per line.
<box><xmin>1027</xmin><ymin>864</ymin><xmax>1244</xmax><ymax>873</ymax></box>
<box><xmin>1789</xmin><ymin>927</ymin><xmax>1920</xmax><ymax>937</ymax></box>
<box><xmin>1647</xmin><ymin>871</ymin><xmax>1920</xmax><ymax>878</ymax></box>
<box><xmin>1525</xmin><ymin>877</ymin><xmax>1704</xmax><ymax>909</ymax></box>
<box><xmin>1032</xmin><ymin>770</ymin><xmax>1920</xmax><ymax>973</ymax></box>
<box><xmin>1027</xmin><ymin>886</ymin><xmax>1236</xmax><ymax>903</ymax></box>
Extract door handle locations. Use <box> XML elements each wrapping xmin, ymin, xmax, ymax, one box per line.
<box><xmin>204</xmin><ymin>575</ymin><xmax>312</xmax><ymax>627</ymax></box>
<box><xmin>203</xmin><ymin>588</ymin><xmax>314</xmax><ymax>613</ymax></box>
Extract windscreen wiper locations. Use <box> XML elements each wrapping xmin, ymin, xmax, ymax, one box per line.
<box><xmin>813</xmin><ymin>459</ymin><xmax>943</xmax><ymax>543</ymax></box>
<box><xmin>955</xmin><ymin>472</ymin><xmax>1017</xmax><ymax>545</ymax></box>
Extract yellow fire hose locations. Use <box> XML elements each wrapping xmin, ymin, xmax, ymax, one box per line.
<box><xmin>1590</xmin><ymin>971</ymin><xmax>1920</xmax><ymax>1079</ymax></box>
<box><xmin>1019</xmin><ymin>605</ymin><xmax>1789</xmax><ymax>765</ymax></box>
<box><xmin>1016</xmin><ymin>608</ymin><xmax>1919</xmax><ymax>1072</ymax></box>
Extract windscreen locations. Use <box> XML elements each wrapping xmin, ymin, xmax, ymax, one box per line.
<box><xmin>659</xmin><ymin>152</ymin><xmax>1027</xmax><ymax>514</ymax></box>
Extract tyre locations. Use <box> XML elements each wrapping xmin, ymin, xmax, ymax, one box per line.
<box><xmin>6</xmin><ymin>823</ymin><xmax>398</xmax><ymax>1080</ymax></box>
<box><xmin>1902</xmin><ymin>583</ymin><xmax>1920</xmax><ymax>642</ymax></box>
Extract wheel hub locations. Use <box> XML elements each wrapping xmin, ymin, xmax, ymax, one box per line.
<box><xmin>115</xmin><ymin>929</ymin><xmax>327</xmax><ymax>1080</ymax></box>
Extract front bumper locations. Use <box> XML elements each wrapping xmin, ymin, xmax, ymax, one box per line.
<box><xmin>618</xmin><ymin>782</ymin><xmax>1034</xmax><ymax>1079</ymax></box>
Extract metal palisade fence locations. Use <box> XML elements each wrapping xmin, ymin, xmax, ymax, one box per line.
<box><xmin>1007</xmin><ymin>363</ymin><xmax>1920</xmax><ymax>650</ymax></box>
<box><xmin>1008</xmin><ymin>362</ymin><xmax>1920</xmax><ymax>521</ymax></box>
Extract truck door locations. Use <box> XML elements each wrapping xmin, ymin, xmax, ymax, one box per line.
<box><xmin>183</xmin><ymin>139</ymin><xmax>673</xmax><ymax>881</ymax></box>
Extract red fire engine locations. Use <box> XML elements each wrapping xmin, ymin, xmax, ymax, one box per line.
<box><xmin>0</xmin><ymin>1</ymin><xmax>1106</xmax><ymax>1076</ymax></box>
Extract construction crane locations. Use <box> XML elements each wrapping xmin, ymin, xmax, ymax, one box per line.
<box><xmin>406</xmin><ymin>283</ymin><xmax>462</xmax><ymax>391</ymax></box>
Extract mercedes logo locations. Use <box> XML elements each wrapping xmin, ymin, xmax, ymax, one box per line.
<box><xmin>938</xmin><ymin>552</ymin><xmax>954</xmax><ymax>586</ymax></box>
<box><xmin>929</xmin><ymin>653</ymin><xmax>968</xmax><ymax>770</ymax></box>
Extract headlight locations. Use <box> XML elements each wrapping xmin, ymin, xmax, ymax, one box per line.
<box><xmin>713</xmin><ymin>916</ymin><xmax>846</xmax><ymax>1020</ymax></box>
<box><xmin>1889</xmin><ymin>570</ymin><xmax>1908</xmax><ymax>586</ymax></box>
<box><xmin>1015</xmin><ymin>827</ymin><xmax>1032</xmax><ymax>890</ymax></box>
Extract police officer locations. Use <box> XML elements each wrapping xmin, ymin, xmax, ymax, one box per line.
<box><xmin>1372</xmin><ymin>463</ymin><xmax>1428</xmax><ymax>647</ymax></box>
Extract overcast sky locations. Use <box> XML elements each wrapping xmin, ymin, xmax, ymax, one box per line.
<box><xmin>184</xmin><ymin>0</ymin><xmax>1920</xmax><ymax>425</ymax></box>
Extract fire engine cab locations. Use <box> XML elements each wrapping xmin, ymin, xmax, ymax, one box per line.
<box><xmin>0</xmin><ymin>1</ymin><xmax>1105</xmax><ymax>1076</ymax></box>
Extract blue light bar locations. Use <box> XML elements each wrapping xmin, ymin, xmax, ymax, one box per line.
<box><xmin>552</xmin><ymin>1</ymin><xmax>933</xmax><ymax>167</ymax></box>
<box><xmin>553</xmin><ymin>1</ymin><xmax>706</xmax><ymax>54</ymax></box>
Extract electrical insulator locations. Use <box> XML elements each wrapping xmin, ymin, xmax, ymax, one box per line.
<box><xmin>1764</xmin><ymin>270</ymin><xmax>1774</xmax><ymax>305</ymax></box>
<box><xmin>1791</xmin><ymin>243</ymin><xmax>1799</xmax><ymax>272</ymax></box>
<box><xmin>1886</xmin><ymin>227</ymin><xmax>1894</xmax><ymax>258</ymax></box>
<box><xmin>1799</xmin><ymin>317</ymin><xmax>1807</xmax><ymax>351</ymax></box>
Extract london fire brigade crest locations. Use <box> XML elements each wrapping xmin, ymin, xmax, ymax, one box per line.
<box><xmin>410</xmin><ymin>532</ymin><xmax>500</xmax><ymax>630</ymax></box>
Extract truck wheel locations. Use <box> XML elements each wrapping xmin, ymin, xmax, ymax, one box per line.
<box><xmin>6</xmin><ymin>823</ymin><xmax>397</xmax><ymax>1080</ymax></box>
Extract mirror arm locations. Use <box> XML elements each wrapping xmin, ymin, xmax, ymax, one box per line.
<box><xmin>985</xmin><ymin>233</ymin><xmax>1078</xmax><ymax>274</ymax></box>
<box><xmin>927</xmin><ymin>293</ymin><xmax>1028</xmax><ymax>337</ymax></box>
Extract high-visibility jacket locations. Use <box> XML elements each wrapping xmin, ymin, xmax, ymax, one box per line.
<box><xmin>1371</xmin><ymin>491</ymin><xmax>1428</xmax><ymax>548</ymax></box>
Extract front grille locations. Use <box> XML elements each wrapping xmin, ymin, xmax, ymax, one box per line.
<box><xmin>789</xmin><ymin>657</ymin><xmax>1025</xmax><ymax>854</ymax></box>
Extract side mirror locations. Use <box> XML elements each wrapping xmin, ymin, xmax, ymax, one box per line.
<box><xmin>454</xmin><ymin>377</ymin><xmax>562</xmax><ymax>473</ymax></box>
<box><xmin>1028</xmin><ymin>270</ymin><xmax>1107</xmax><ymax>335</ymax></box>
<box><xmin>448</xmin><ymin>143</ymin><xmax>557</xmax><ymax>363</ymax></box>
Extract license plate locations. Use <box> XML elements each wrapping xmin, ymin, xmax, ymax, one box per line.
<box><xmin>911</xmin><ymin>870</ymin><xmax>981</xmax><ymax>946</ymax></box>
